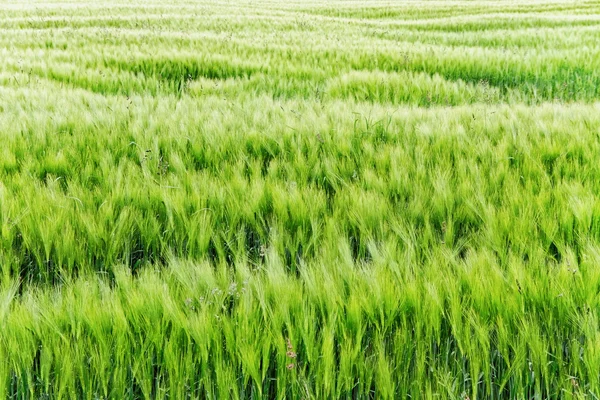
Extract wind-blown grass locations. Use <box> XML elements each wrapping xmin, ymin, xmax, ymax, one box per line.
<box><xmin>2</xmin><ymin>254</ymin><xmax>600</xmax><ymax>399</ymax></box>
<box><xmin>1</xmin><ymin>0</ymin><xmax>600</xmax><ymax>398</ymax></box>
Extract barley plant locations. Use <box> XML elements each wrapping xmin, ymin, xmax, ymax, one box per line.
<box><xmin>1</xmin><ymin>0</ymin><xmax>600</xmax><ymax>398</ymax></box>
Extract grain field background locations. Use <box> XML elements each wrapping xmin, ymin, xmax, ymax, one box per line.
<box><xmin>1</xmin><ymin>0</ymin><xmax>600</xmax><ymax>398</ymax></box>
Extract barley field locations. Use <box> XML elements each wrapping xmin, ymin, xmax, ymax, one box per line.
<box><xmin>1</xmin><ymin>0</ymin><xmax>600</xmax><ymax>398</ymax></box>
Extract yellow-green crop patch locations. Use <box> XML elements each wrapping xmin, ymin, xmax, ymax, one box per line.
<box><xmin>1</xmin><ymin>0</ymin><xmax>600</xmax><ymax>398</ymax></box>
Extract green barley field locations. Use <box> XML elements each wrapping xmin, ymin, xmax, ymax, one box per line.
<box><xmin>1</xmin><ymin>0</ymin><xmax>600</xmax><ymax>398</ymax></box>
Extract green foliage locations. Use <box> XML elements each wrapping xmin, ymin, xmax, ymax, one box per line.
<box><xmin>1</xmin><ymin>0</ymin><xmax>600</xmax><ymax>397</ymax></box>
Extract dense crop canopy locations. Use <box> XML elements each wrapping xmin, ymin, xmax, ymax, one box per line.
<box><xmin>1</xmin><ymin>0</ymin><xmax>600</xmax><ymax>398</ymax></box>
